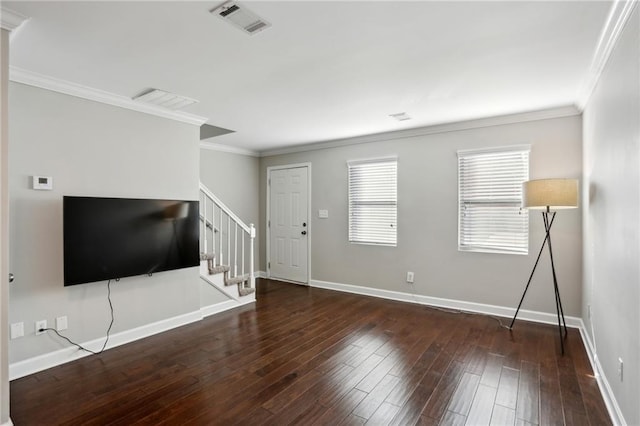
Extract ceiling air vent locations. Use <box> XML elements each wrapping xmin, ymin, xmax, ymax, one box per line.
<box><xmin>389</xmin><ymin>112</ymin><xmax>411</xmax><ymax>121</ymax></box>
<box><xmin>132</xmin><ymin>89</ymin><xmax>198</xmax><ymax>111</ymax></box>
<box><xmin>211</xmin><ymin>1</ymin><xmax>271</xmax><ymax>35</ymax></box>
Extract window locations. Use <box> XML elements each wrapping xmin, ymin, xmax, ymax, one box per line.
<box><xmin>348</xmin><ymin>158</ymin><xmax>397</xmax><ymax>246</ymax></box>
<box><xmin>458</xmin><ymin>147</ymin><xmax>529</xmax><ymax>255</ymax></box>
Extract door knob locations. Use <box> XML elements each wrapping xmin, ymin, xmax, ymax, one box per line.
<box><xmin>301</xmin><ymin>230</ymin><xmax>307</xmax><ymax>235</ymax></box>
<box><xmin>8</xmin><ymin>273</ymin><xmax>14</xmax><ymax>283</ymax></box>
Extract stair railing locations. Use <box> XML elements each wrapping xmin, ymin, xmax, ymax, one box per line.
<box><xmin>199</xmin><ymin>182</ymin><xmax>255</xmax><ymax>291</ymax></box>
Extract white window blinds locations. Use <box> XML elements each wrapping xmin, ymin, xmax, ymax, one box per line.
<box><xmin>458</xmin><ymin>147</ymin><xmax>529</xmax><ymax>255</ymax></box>
<box><xmin>348</xmin><ymin>158</ymin><xmax>397</xmax><ymax>246</ymax></box>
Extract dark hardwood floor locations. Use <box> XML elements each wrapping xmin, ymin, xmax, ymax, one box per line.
<box><xmin>10</xmin><ymin>279</ymin><xmax>611</xmax><ymax>425</ymax></box>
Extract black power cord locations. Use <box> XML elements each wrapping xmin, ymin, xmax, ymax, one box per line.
<box><xmin>40</xmin><ymin>279</ymin><xmax>115</xmax><ymax>355</ymax></box>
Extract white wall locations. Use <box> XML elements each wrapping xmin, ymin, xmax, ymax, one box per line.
<box><xmin>582</xmin><ymin>6</ymin><xmax>639</xmax><ymax>425</ymax></box>
<box><xmin>260</xmin><ymin>115</ymin><xmax>583</xmax><ymax>316</ymax></box>
<box><xmin>9</xmin><ymin>83</ymin><xmax>202</xmax><ymax>363</ymax></box>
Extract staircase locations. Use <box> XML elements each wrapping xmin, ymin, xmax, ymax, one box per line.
<box><xmin>199</xmin><ymin>182</ymin><xmax>256</xmax><ymax>301</ymax></box>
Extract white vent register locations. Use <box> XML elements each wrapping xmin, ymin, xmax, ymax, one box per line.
<box><xmin>132</xmin><ymin>89</ymin><xmax>198</xmax><ymax>111</ymax></box>
<box><xmin>211</xmin><ymin>1</ymin><xmax>271</xmax><ymax>35</ymax></box>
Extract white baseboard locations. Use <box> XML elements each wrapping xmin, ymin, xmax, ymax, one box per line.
<box><xmin>9</xmin><ymin>297</ymin><xmax>256</xmax><ymax>380</ymax></box>
<box><xmin>9</xmin><ymin>310</ymin><xmax>201</xmax><ymax>380</ymax></box>
<box><xmin>200</xmin><ymin>297</ymin><xmax>255</xmax><ymax>318</ymax></box>
<box><xmin>2</xmin><ymin>418</ymin><xmax>13</xmax><ymax>426</ymax></box>
<box><xmin>578</xmin><ymin>322</ymin><xmax>626</xmax><ymax>426</ymax></box>
<box><xmin>310</xmin><ymin>279</ymin><xmax>582</xmax><ymax>328</ymax></box>
<box><xmin>255</xmin><ymin>270</ymin><xmax>267</xmax><ymax>279</ymax></box>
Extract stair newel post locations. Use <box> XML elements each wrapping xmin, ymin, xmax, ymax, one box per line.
<box><xmin>211</xmin><ymin>200</ymin><xmax>216</xmax><ymax>251</ymax></box>
<box><xmin>227</xmin><ymin>215</ymin><xmax>231</xmax><ymax>276</ymax></box>
<box><xmin>201</xmin><ymin>192</ymin><xmax>206</xmax><ymax>254</ymax></box>
<box><xmin>250</xmin><ymin>224</ymin><xmax>255</xmax><ymax>289</ymax></box>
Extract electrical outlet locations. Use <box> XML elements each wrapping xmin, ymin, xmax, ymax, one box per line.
<box><xmin>10</xmin><ymin>322</ymin><xmax>24</xmax><ymax>339</ymax></box>
<box><xmin>35</xmin><ymin>320</ymin><xmax>47</xmax><ymax>335</ymax></box>
<box><xmin>406</xmin><ymin>271</ymin><xmax>415</xmax><ymax>283</ymax></box>
<box><xmin>56</xmin><ymin>316</ymin><xmax>68</xmax><ymax>331</ymax></box>
<box><xmin>618</xmin><ymin>358</ymin><xmax>624</xmax><ymax>381</ymax></box>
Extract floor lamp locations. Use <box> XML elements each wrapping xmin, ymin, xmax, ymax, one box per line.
<box><xmin>509</xmin><ymin>178</ymin><xmax>578</xmax><ymax>355</ymax></box>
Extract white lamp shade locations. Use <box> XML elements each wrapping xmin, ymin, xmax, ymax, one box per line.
<box><xmin>523</xmin><ymin>179</ymin><xmax>578</xmax><ymax>209</ymax></box>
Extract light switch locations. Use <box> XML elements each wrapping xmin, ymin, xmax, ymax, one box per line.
<box><xmin>11</xmin><ymin>322</ymin><xmax>24</xmax><ymax>339</ymax></box>
<box><xmin>318</xmin><ymin>209</ymin><xmax>329</xmax><ymax>219</ymax></box>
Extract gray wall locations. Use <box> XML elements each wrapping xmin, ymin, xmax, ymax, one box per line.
<box><xmin>1</xmin><ymin>28</ymin><xmax>11</xmax><ymax>425</ymax></box>
<box><xmin>199</xmin><ymin>148</ymin><xmax>260</xmax><ymax>306</ymax></box>
<box><xmin>582</xmin><ymin>7</ymin><xmax>639</xmax><ymax>425</ymax></box>
<box><xmin>260</xmin><ymin>116</ymin><xmax>583</xmax><ymax>316</ymax></box>
<box><xmin>9</xmin><ymin>83</ymin><xmax>202</xmax><ymax>363</ymax></box>
<box><xmin>200</xmin><ymin>147</ymin><xmax>260</xmax><ymax>271</ymax></box>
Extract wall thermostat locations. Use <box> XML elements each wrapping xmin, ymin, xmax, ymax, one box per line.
<box><xmin>32</xmin><ymin>176</ymin><xmax>53</xmax><ymax>190</ymax></box>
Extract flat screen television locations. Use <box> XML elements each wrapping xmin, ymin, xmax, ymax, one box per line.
<box><xmin>63</xmin><ymin>196</ymin><xmax>200</xmax><ymax>286</ymax></box>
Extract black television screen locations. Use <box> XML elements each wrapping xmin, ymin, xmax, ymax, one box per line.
<box><xmin>63</xmin><ymin>196</ymin><xmax>200</xmax><ymax>286</ymax></box>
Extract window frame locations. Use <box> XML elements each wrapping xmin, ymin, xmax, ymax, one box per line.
<box><xmin>457</xmin><ymin>146</ymin><xmax>530</xmax><ymax>255</ymax></box>
<box><xmin>347</xmin><ymin>157</ymin><xmax>398</xmax><ymax>247</ymax></box>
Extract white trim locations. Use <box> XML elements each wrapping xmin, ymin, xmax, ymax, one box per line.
<box><xmin>9</xmin><ymin>295</ymin><xmax>257</xmax><ymax>380</ymax></box>
<box><xmin>267</xmin><ymin>162</ymin><xmax>313</xmax><ymax>171</ymax></box>
<box><xmin>310</xmin><ymin>278</ymin><xmax>582</xmax><ymax>328</ymax></box>
<box><xmin>347</xmin><ymin>155</ymin><xmax>398</xmax><ymax>166</ymax></box>
<box><xmin>266</xmin><ymin>163</ymin><xmax>312</xmax><ymax>285</ymax></box>
<box><xmin>9</xmin><ymin>310</ymin><xmax>201</xmax><ymax>380</ymax></box>
<box><xmin>457</xmin><ymin>144</ymin><xmax>531</xmax><ymax>157</ymax></box>
<box><xmin>255</xmin><ymin>270</ymin><xmax>267</xmax><ymax>279</ymax></box>
<box><xmin>1</xmin><ymin>419</ymin><xmax>13</xmax><ymax>426</ymax></box>
<box><xmin>578</xmin><ymin>0</ymin><xmax>638</xmax><ymax>109</ymax></box>
<box><xmin>578</xmin><ymin>322</ymin><xmax>626</xmax><ymax>426</ymax></box>
<box><xmin>200</xmin><ymin>297</ymin><xmax>254</xmax><ymax>318</ymax></box>
<box><xmin>9</xmin><ymin>67</ymin><xmax>208</xmax><ymax>126</ymax></box>
<box><xmin>1</xmin><ymin>8</ymin><xmax>28</xmax><ymax>31</ymax></box>
<box><xmin>259</xmin><ymin>106</ymin><xmax>579</xmax><ymax>157</ymax></box>
<box><xmin>200</xmin><ymin>141</ymin><xmax>260</xmax><ymax>157</ymax></box>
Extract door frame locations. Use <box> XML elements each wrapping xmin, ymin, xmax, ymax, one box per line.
<box><xmin>266</xmin><ymin>162</ymin><xmax>312</xmax><ymax>285</ymax></box>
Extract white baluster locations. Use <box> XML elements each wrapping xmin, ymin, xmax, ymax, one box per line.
<box><xmin>202</xmin><ymin>194</ymin><xmax>207</xmax><ymax>254</ymax></box>
<box><xmin>227</xmin><ymin>214</ymin><xmax>231</xmax><ymax>275</ymax></box>
<box><xmin>241</xmin><ymin>231</ymin><xmax>245</xmax><ymax>276</ymax></box>
<box><xmin>211</xmin><ymin>201</ymin><xmax>215</xmax><ymax>258</ymax></box>
<box><xmin>219</xmin><ymin>207</ymin><xmax>223</xmax><ymax>266</ymax></box>
<box><xmin>249</xmin><ymin>224</ymin><xmax>255</xmax><ymax>289</ymax></box>
<box><xmin>234</xmin><ymin>222</ymin><xmax>238</xmax><ymax>276</ymax></box>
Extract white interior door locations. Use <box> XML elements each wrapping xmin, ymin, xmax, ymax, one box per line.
<box><xmin>269</xmin><ymin>166</ymin><xmax>309</xmax><ymax>284</ymax></box>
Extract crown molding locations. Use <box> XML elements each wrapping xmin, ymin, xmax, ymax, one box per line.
<box><xmin>200</xmin><ymin>141</ymin><xmax>260</xmax><ymax>157</ymax></box>
<box><xmin>577</xmin><ymin>0</ymin><xmax>638</xmax><ymax>109</ymax></box>
<box><xmin>9</xmin><ymin>67</ymin><xmax>208</xmax><ymax>126</ymax></box>
<box><xmin>259</xmin><ymin>105</ymin><xmax>580</xmax><ymax>157</ymax></box>
<box><xmin>1</xmin><ymin>7</ymin><xmax>29</xmax><ymax>31</ymax></box>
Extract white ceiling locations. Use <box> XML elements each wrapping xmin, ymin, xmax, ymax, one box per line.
<box><xmin>5</xmin><ymin>1</ymin><xmax>612</xmax><ymax>153</ymax></box>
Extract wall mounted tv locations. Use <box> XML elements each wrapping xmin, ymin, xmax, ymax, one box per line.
<box><xmin>63</xmin><ymin>196</ymin><xmax>200</xmax><ymax>286</ymax></box>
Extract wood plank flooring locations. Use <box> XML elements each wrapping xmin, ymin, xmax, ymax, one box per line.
<box><xmin>10</xmin><ymin>279</ymin><xmax>611</xmax><ymax>425</ymax></box>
